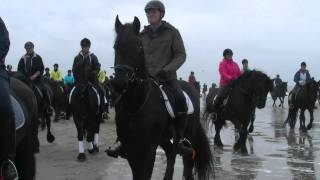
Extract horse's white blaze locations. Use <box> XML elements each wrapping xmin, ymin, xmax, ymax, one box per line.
<box><xmin>79</xmin><ymin>141</ymin><xmax>84</xmax><ymax>153</ymax></box>
<box><xmin>94</xmin><ymin>133</ymin><xmax>99</xmax><ymax>146</ymax></box>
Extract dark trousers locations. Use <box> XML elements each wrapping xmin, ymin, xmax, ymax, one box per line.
<box><xmin>165</xmin><ymin>79</ymin><xmax>187</xmax><ymax>140</ymax></box>
<box><xmin>0</xmin><ymin>66</ymin><xmax>15</xmax><ymax>162</ymax></box>
<box><xmin>213</xmin><ymin>86</ymin><xmax>230</xmax><ymax>109</ymax></box>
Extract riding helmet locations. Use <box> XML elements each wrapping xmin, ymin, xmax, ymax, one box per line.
<box><xmin>24</xmin><ymin>41</ymin><xmax>34</xmax><ymax>49</ymax></box>
<box><xmin>80</xmin><ymin>38</ymin><xmax>91</xmax><ymax>47</ymax></box>
<box><xmin>145</xmin><ymin>0</ymin><xmax>165</xmax><ymax>14</ymax></box>
<box><xmin>223</xmin><ymin>49</ymin><xmax>233</xmax><ymax>57</ymax></box>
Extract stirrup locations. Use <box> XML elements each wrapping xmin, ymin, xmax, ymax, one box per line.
<box><xmin>1</xmin><ymin>159</ymin><xmax>19</xmax><ymax>180</ymax></box>
<box><xmin>179</xmin><ymin>138</ymin><xmax>192</xmax><ymax>148</ymax></box>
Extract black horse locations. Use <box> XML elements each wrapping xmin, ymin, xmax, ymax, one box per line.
<box><xmin>13</xmin><ymin>73</ymin><xmax>55</xmax><ymax>144</ymax></box>
<box><xmin>8</xmin><ymin>77</ymin><xmax>38</xmax><ymax>180</ymax></box>
<box><xmin>112</xmin><ymin>16</ymin><xmax>213</xmax><ymax>180</ymax></box>
<box><xmin>44</xmin><ymin>79</ymin><xmax>67</xmax><ymax>121</ymax></box>
<box><xmin>69</xmin><ymin>78</ymin><xmax>102</xmax><ymax>161</ymax></box>
<box><xmin>271</xmin><ymin>81</ymin><xmax>287</xmax><ymax>108</ymax></box>
<box><xmin>206</xmin><ymin>70</ymin><xmax>273</xmax><ymax>153</ymax></box>
<box><xmin>286</xmin><ymin>80</ymin><xmax>319</xmax><ymax>131</ymax></box>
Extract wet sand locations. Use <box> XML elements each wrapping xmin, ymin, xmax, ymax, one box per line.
<box><xmin>36</xmin><ymin>98</ymin><xmax>320</xmax><ymax>179</ymax></box>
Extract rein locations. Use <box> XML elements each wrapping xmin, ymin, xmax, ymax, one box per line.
<box><xmin>112</xmin><ymin>64</ymin><xmax>154</xmax><ymax>116</ymax></box>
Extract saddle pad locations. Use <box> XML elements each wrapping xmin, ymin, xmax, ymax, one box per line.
<box><xmin>69</xmin><ymin>86</ymin><xmax>101</xmax><ymax>107</ymax></box>
<box><xmin>10</xmin><ymin>95</ymin><xmax>25</xmax><ymax>130</ymax></box>
<box><xmin>160</xmin><ymin>85</ymin><xmax>194</xmax><ymax>119</ymax></box>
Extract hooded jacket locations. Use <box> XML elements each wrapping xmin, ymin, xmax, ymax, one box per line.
<box><xmin>219</xmin><ymin>58</ymin><xmax>241</xmax><ymax>87</ymax></box>
<box><xmin>141</xmin><ymin>21</ymin><xmax>186</xmax><ymax>80</ymax></box>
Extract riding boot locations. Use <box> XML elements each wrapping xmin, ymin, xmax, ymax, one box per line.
<box><xmin>211</xmin><ymin>86</ymin><xmax>229</xmax><ymax>113</ymax></box>
<box><xmin>106</xmin><ymin>138</ymin><xmax>125</xmax><ymax>158</ymax></box>
<box><xmin>174</xmin><ymin>112</ymin><xmax>193</xmax><ymax>156</ymax></box>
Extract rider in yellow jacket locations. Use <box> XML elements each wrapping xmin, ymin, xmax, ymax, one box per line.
<box><xmin>50</xmin><ymin>64</ymin><xmax>63</xmax><ymax>82</ymax></box>
<box><xmin>98</xmin><ymin>68</ymin><xmax>106</xmax><ymax>84</ymax></box>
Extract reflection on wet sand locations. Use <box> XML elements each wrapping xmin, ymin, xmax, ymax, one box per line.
<box><xmin>286</xmin><ymin>130</ymin><xmax>316</xmax><ymax>180</ymax></box>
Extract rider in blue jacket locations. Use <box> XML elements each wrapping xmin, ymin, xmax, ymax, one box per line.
<box><xmin>0</xmin><ymin>17</ymin><xmax>18</xmax><ymax>179</ymax></box>
<box><xmin>293</xmin><ymin>62</ymin><xmax>311</xmax><ymax>92</ymax></box>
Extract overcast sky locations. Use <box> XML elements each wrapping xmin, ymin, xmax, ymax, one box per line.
<box><xmin>1</xmin><ymin>0</ymin><xmax>320</xmax><ymax>85</ymax></box>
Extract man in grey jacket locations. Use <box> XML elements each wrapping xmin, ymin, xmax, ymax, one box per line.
<box><xmin>107</xmin><ymin>0</ymin><xmax>191</xmax><ymax>157</ymax></box>
<box><xmin>0</xmin><ymin>17</ymin><xmax>18</xmax><ymax>179</ymax></box>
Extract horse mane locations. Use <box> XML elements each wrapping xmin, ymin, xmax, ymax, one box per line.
<box><xmin>229</xmin><ymin>70</ymin><xmax>271</xmax><ymax>88</ymax></box>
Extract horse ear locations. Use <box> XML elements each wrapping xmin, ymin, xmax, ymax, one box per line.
<box><xmin>133</xmin><ymin>16</ymin><xmax>140</xmax><ymax>35</ymax></box>
<box><xmin>115</xmin><ymin>15</ymin><xmax>122</xmax><ymax>34</ymax></box>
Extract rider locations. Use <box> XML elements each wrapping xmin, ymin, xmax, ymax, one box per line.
<box><xmin>44</xmin><ymin>67</ymin><xmax>50</xmax><ymax>79</ymax></box>
<box><xmin>0</xmin><ymin>17</ymin><xmax>18</xmax><ymax>180</ymax></box>
<box><xmin>50</xmin><ymin>63</ymin><xmax>63</xmax><ymax>82</ymax></box>
<box><xmin>72</xmin><ymin>38</ymin><xmax>105</xmax><ymax>111</ymax></box>
<box><xmin>17</xmin><ymin>41</ymin><xmax>52</xmax><ymax>113</ymax></box>
<box><xmin>6</xmin><ymin>64</ymin><xmax>14</xmax><ymax>76</ymax></box>
<box><xmin>292</xmin><ymin>62</ymin><xmax>311</xmax><ymax>94</ymax></box>
<box><xmin>212</xmin><ymin>49</ymin><xmax>241</xmax><ymax>111</ymax></box>
<box><xmin>98</xmin><ymin>68</ymin><xmax>106</xmax><ymax>84</ymax></box>
<box><xmin>107</xmin><ymin>0</ymin><xmax>191</xmax><ymax>157</ymax></box>
<box><xmin>202</xmin><ymin>83</ymin><xmax>208</xmax><ymax>96</ymax></box>
<box><xmin>188</xmin><ymin>71</ymin><xmax>196</xmax><ymax>85</ymax></box>
<box><xmin>274</xmin><ymin>74</ymin><xmax>282</xmax><ymax>87</ymax></box>
<box><xmin>241</xmin><ymin>59</ymin><xmax>250</xmax><ymax>73</ymax></box>
<box><xmin>64</xmin><ymin>70</ymin><xmax>74</xmax><ymax>86</ymax></box>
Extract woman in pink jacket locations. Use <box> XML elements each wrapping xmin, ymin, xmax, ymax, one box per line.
<box><xmin>213</xmin><ymin>49</ymin><xmax>241</xmax><ymax>111</ymax></box>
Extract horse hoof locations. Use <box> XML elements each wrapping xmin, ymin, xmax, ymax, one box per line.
<box><xmin>240</xmin><ymin>147</ymin><xmax>249</xmax><ymax>155</ymax></box>
<box><xmin>307</xmin><ymin>124</ymin><xmax>313</xmax><ymax>130</ymax></box>
<box><xmin>214</xmin><ymin>140</ymin><xmax>224</xmax><ymax>148</ymax></box>
<box><xmin>77</xmin><ymin>153</ymin><xmax>86</xmax><ymax>162</ymax></box>
<box><xmin>248</xmin><ymin>126</ymin><xmax>254</xmax><ymax>133</ymax></box>
<box><xmin>47</xmin><ymin>134</ymin><xmax>55</xmax><ymax>143</ymax></box>
<box><xmin>233</xmin><ymin>143</ymin><xmax>241</xmax><ymax>151</ymax></box>
<box><xmin>41</xmin><ymin>123</ymin><xmax>46</xmax><ymax>130</ymax></box>
<box><xmin>88</xmin><ymin>146</ymin><xmax>99</xmax><ymax>154</ymax></box>
<box><xmin>93</xmin><ymin>145</ymin><xmax>99</xmax><ymax>153</ymax></box>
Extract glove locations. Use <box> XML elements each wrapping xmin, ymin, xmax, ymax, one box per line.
<box><xmin>299</xmin><ymin>80</ymin><xmax>305</xmax><ymax>86</ymax></box>
<box><xmin>157</xmin><ymin>70</ymin><xmax>167</xmax><ymax>79</ymax></box>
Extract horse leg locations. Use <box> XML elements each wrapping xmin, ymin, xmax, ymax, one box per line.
<box><xmin>40</xmin><ymin>115</ymin><xmax>46</xmax><ymax>130</ymax></box>
<box><xmin>15</xmin><ymin>125</ymin><xmax>36</xmax><ymax>180</ymax></box>
<box><xmin>74</xmin><ymin>114</ymin><xmax>86</xmax><ymax>161</ymax></box>
<box><xmin>213</xmin><ymin>119</ymin><xmax>224</xmax><ymax>147</ymax></box>
<box><xmin>160</xmin><ymin>141</ymin><xmax>176</xmax><ymax>180</ymax></box>
<box><xmin>129</xmin><ymin>146</ymin><xmax>157</xmax><ymax>180</ymax></box>
<box><xmin>272</xmin><ymin>99</ymin><xmax>276</xmax><ymax>107</ymax></box>
<box><xmin>54</xmin><ymin>108</ymin><xmax>60</xmax><ymax>122</ymax></box>
<box><xmin>248</xmin><ymin>110</ymin><xmax>256</xmax><ymax>133</ymax></box>
<box><xmin>307</xmin><ymin>109</ymin><xmax>314</xmax><ymax>130</ymax></box>
<box><xmin>86</xmin><ymin>114</ymin><xmax>96</xmax><ymax>154</ymax></box>
<box><xmin>182</xmin><ymin>154</ymin><xmax>195</xmax><ymax>180</ymax></box>
<box><xmin>239</xmin><ymin>127</ymin><xmax>249</xmax><ymax>154</ymax></box>
<box><xmin>45</xmin><ymin>112</ymin><xmax>55</xmax><ymax>143</ymax></box>
<box><xmin>93</xmin><ymin>114</ymin><xmax>101</xmax><ymax>153</ymax></box>
<box><xmin>299</xmin><ymin>110</ymin><xmax>307</xmax><ymax>132</ymax></box>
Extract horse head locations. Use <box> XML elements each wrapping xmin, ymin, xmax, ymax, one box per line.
<box><xmin>307</xmin><ymin>79</ymin><xmax>319</xmax><ymax>101</ymax></box>
<box><xmin>113</xmin><ymin>16</ymin><xmax>146</xmax><ymax>94</ymax></box>
<box><xmin>238</xmin><ymin>70</ymin><xmax>273</xmax><ymax>109</ymax></box>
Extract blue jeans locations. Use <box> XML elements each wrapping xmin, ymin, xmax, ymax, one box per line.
<box><xmin>0</xmin><ymin>66</ymin><xmax>15</xmax><ymax>161</ymax></box>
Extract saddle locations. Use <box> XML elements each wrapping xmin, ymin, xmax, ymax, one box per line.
<box><xmin>10</xmin><ymin>95</ymin><xmax>25</xmax><ymax>130</ymax></box>
<box><xmin>69</xmin><ymin>84</ymin><xmax>103</xmax><ymax>108</ymax></box>
<box><xmin>159</xmin><ymin>85</ymin><xmax>194</xmax><ymax>119</ymax></box>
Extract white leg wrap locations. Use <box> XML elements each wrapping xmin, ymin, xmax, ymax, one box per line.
<box><xmin>79</xmin><ymin>141</ymin><xmax>84</xmax><ymax>153</ymax></box>
<box><xmin>88</xmin><ymin>141</ymin><xmax>94</xmax><ymax>150</ymax></box>
<box><xmin>94</xmin><ymin>133</ymin><xmax>99</xmax><ymax>146</ymax></box>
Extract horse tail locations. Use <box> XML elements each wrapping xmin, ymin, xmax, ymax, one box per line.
<box><xmin>193</xmin><ymin>123</ymin><xmax>214</xmax><ymax>180</ymax></box>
